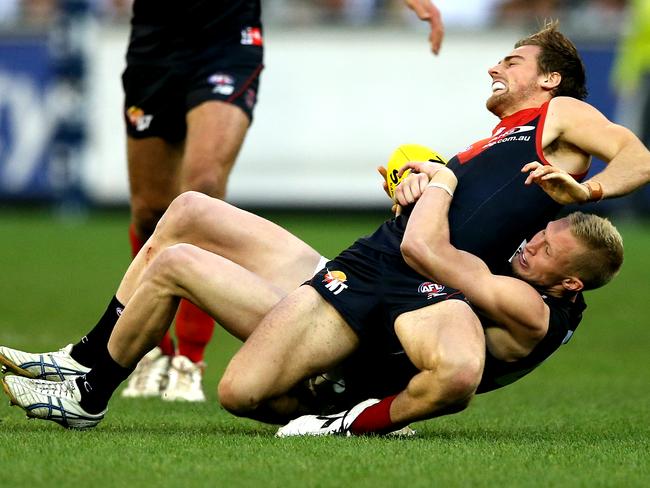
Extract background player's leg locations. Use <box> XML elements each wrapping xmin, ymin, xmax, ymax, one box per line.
<box><xmin>219</xmin><ymin>286</ymin><xmax>359</xmax><ymax>423</ymax></box>
<box><xmin>181</xmin><ymin>100</ymin><xmax>249</xmax><ymax>198</ymax></box>
<box><xmin>127</xmin><ymin>136</ymin><xmax>183</xmax><ymax>240</ymax></box>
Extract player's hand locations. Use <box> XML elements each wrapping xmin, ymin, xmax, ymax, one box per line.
<box><xmin>522</xmin><ymin>162</ymin><xmax>590</xmax><ymax>204</ymax></box>
<box><xmin>378</xmin><ymin>165</ymin><xmax>402</xmax><ymax>215</ymax></box>
<box><xmin>377</xmin><ymin>165</ymin><xmax>391</xmax><ymax>198</ymax></box>
<box><xmin>403</xmin><ymin>0</ymin><xmax>444</xmax><ymax>55</ymax></box>
<box><xmin>394</xmin><ymin>171</ymin><xmax>430</xmax><ymax>207</ymax></box>
<box><xmin>398</xmin><ymin>160</ymin><xmax>447</xmax><ymax>180</ymax></box>
<box><xmin>394</xmin><ymin>161</ymin><xmax>454</xmax><ymax>206</ymax></box>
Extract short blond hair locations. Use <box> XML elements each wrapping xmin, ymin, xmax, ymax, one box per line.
<box><xmin>566</xmin><ymin>212</ymin><xmax>624</xmax><ymax>290</ymax></box>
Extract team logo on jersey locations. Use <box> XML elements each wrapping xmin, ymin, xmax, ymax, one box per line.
<box><xmin>208</xmin><ymin>73</ymin><xmax>236</xmax><ymax>96</ymax></box>
<box><xmin>126</xmin><ymin>106</ymin><xmax>153</xmax><ymax>132</ymax></box>
<box><xmin>322</xmin><ymin>269</ymin><xmax>348</xmax><ymax>295</ymax></box>
<box><xmin>418</xmin><ymin>282</ymin><xmax>447</xmax><ymax>299</ymax></box>
<box><xmin>241</xmin><ymin>27</ymin><xmax>263</xmax><ymax>46</ymax></box>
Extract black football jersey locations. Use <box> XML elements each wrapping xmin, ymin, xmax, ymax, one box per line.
<box><xmin>360</xmin><ymin>101</ymin><xmax>588</xmax><ymax>272</ymax></box>
<box><xmin>127</xmin><ymin>0</ymin><xmax>262</xmax><ymax>64</ymax></box>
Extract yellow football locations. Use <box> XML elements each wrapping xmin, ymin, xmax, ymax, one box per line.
<box><xmin>385</xmin><ymin>144</ymin><xmax>448</xmax><ymax>199</ymax></box>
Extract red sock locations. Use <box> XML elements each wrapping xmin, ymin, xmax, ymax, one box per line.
<box><xmin>129</xmin><ymin>223</ymin><xmax>175</xmax><ymax>356</ymax></box>
<box><xmin>128</xmin><ymin>223</ymin><xmax>145</xmax><ymax>257</ymax></box>
<box><xmin>349</xmin><ymin>395</ymin><xmax>399</xmax><ymax>435</ymax></box>
<box><xmin>175</xmin><ymin>300</ymin><xmax>215</xmax><ymax>363</ymax></box>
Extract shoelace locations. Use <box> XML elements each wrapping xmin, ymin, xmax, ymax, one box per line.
<box><xmin>29</xmin><ymin>378</ymin><xmax>77</xmax><ymax>399</ymax></box>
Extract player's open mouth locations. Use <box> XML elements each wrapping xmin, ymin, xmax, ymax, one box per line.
<box><xmin>492</xmin><ymin>80</ymin><xmax>506</xmax><ymax>93</ymax></box>
<box><xmin>518</xmin><ymin>249</ymin><xmax>528</xmax><ymax>267</ymax></box>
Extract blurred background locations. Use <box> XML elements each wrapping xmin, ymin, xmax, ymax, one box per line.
<box><xmin>1</xmin><ymin>4</ymin><xmax>649</xmax><ymax>471</ymax></box>
<box><xmin>0</xmin><ymin>0</ymin><xmax>647</xmax><ymax>213</ymax></box>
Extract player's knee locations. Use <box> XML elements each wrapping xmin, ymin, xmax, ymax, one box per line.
<box><xmin>156</xmin><ymin>191</ymin><xmax>214</xmax><ymax>240</ymax></box>
<box><xmin>217</xmin><ymin>374</ymin><xmax>260</xmax><ymax>415</ymax></box>
<box><xmin>437</xmin><ymin>353</ymin><xmax>483</xmax><ymax>404</ymax></box>
<box><xmin>145</xmin><ymin>243</ymin><xmax>198</xmax><ymax>290</ymax></box>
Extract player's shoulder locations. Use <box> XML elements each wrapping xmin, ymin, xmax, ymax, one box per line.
<box><xmin>548</xmin><ymin>96</ymin><xmax>602</xmax><ymax>117</ymax></box>
<box><xmin>546</xmin><ymin>96</ymin><xmax>609</xmax><ymax>133</ymax></box>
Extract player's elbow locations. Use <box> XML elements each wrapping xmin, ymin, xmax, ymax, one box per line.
<box><xmin>641</xmin><ymin>156</ymin><xmax>650</xmax><ymax>184</ymax></box>
<box><xmin>401</xmin><ymin>235</ymin><xmax>438</xmax><ymax>275</ymax></box>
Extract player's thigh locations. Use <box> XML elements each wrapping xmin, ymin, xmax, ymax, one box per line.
<box><xmin>222</xmin><ymin>285</ymin><xmax>359</xmax><ymax>400</ymax></box>
<box><xmin>161</xmin><ymin>192</ymin><xmax>323</xmax><ymax>292</ymax></box>
<box><xmin>181</xmin><ymin>101</ymin><xmax>250</xmax><ymax>195</ymax></box>
<box><xmin>395</xmin><ymin>300</ymin><xmax>485</xmax><ymax>374</ymax></box>
<box><xmin>127</xmin><ymin>136</ymin><xmax>184</xmax><ymax>216</ymax></box>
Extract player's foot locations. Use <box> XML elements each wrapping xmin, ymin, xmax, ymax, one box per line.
<box><xmin>120</xmin><ymin>347</ymin><xmax>170</xmax><ymax>398</ymax></box>
<box><xmin>276</xmin><ymin>398</ymin><xmax>380</xmax><ymax>437</ymax></box>
<box><xmin>1</xmin><ymin>375</ymin><xmax>105</xmax><ymax>430</ymax></box>
<box><xmin>0</xmin><ymin>344</ymin><xmax>90</xmax><ymax>381</ymax></box>
<box><xmin>161</xmin><ymin>355</ymin><xmax>206</xmax><ymax>402</ymax></box>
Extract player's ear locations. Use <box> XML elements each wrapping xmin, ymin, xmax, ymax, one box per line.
<box><xmin>562</xmin><ymin>276</ymin><xmax>583</xmax><ymax>293</ymax></box>
<box><xmin>541</xmin><ymin>72</ymin><xmax>561</xmax><ymax>91</ymax></box>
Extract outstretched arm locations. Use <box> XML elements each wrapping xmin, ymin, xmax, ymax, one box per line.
<box><xmin>533</xmin><ymin>97</ymin><xmax>650</xmax><ymax>204</ymax></box>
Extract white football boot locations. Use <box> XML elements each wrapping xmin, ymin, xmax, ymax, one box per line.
<box><xmin>120</xmin><ymin>347</ymin><xmax>170</xmax><ymax>398</ymax></box>
<box><xmin>0</xmin><ymin>344</ymin><xmax>90</xmax><ymax>381</ymax></box>
<box><xmin>1</xmin><ymin>375</ymin><xmax>105</xmax><ymax>429</ymax></box>
<box><xmin>161</xmin><ymin>355</ymin><xmax>206</xmax><ymax>402</ymax></box>
<box><xmin>276</xmin><ymin>398</ymin><xmax>381</xmax><ymax>437</ymax></box>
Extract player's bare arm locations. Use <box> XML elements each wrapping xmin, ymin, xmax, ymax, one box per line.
<box><xmin>538</xmin><ymin>96</ymin><xmax>650</xmax><ymax>202</ymax></box>
<box><xmin>403</xmin><ymin>0</ymin><xmax>444</xmax><ymax>55</ymax></box>
<box><xmin>400</xmin><ymin>168</ymin><xmax>550</xmax><ymax>360</ymax></box>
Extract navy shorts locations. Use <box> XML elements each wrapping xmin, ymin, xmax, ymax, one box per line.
<box><xmin>308</xmin><ymin>240</ymin><xmax>467</xmax><ymax>355</ymax></box>
<box><xmin>122</xmin><ymin>40</ymin><xmax>263</xmax><ymax>142</ymax></box>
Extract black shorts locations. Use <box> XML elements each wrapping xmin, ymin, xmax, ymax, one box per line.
<box><xmin>122</xmin><ymin>39</ymin><xmax>263</xmax><ymax>141</ymax></box>
<box><xmin>308</xmin><ymin>240</ymin><xmax>467</xmax><ymax>354</ymax></box>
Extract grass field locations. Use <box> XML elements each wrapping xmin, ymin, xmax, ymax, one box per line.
<box><xmin>0</xmin><ymin>208</ymin><xmax>649</xmax><ymax>487</ymax></box>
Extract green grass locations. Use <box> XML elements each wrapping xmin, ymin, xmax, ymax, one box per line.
<box><xmin>0</xmin><ymin>208</ymin><xmax>649</xmax><ymax>487</ymax></box>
